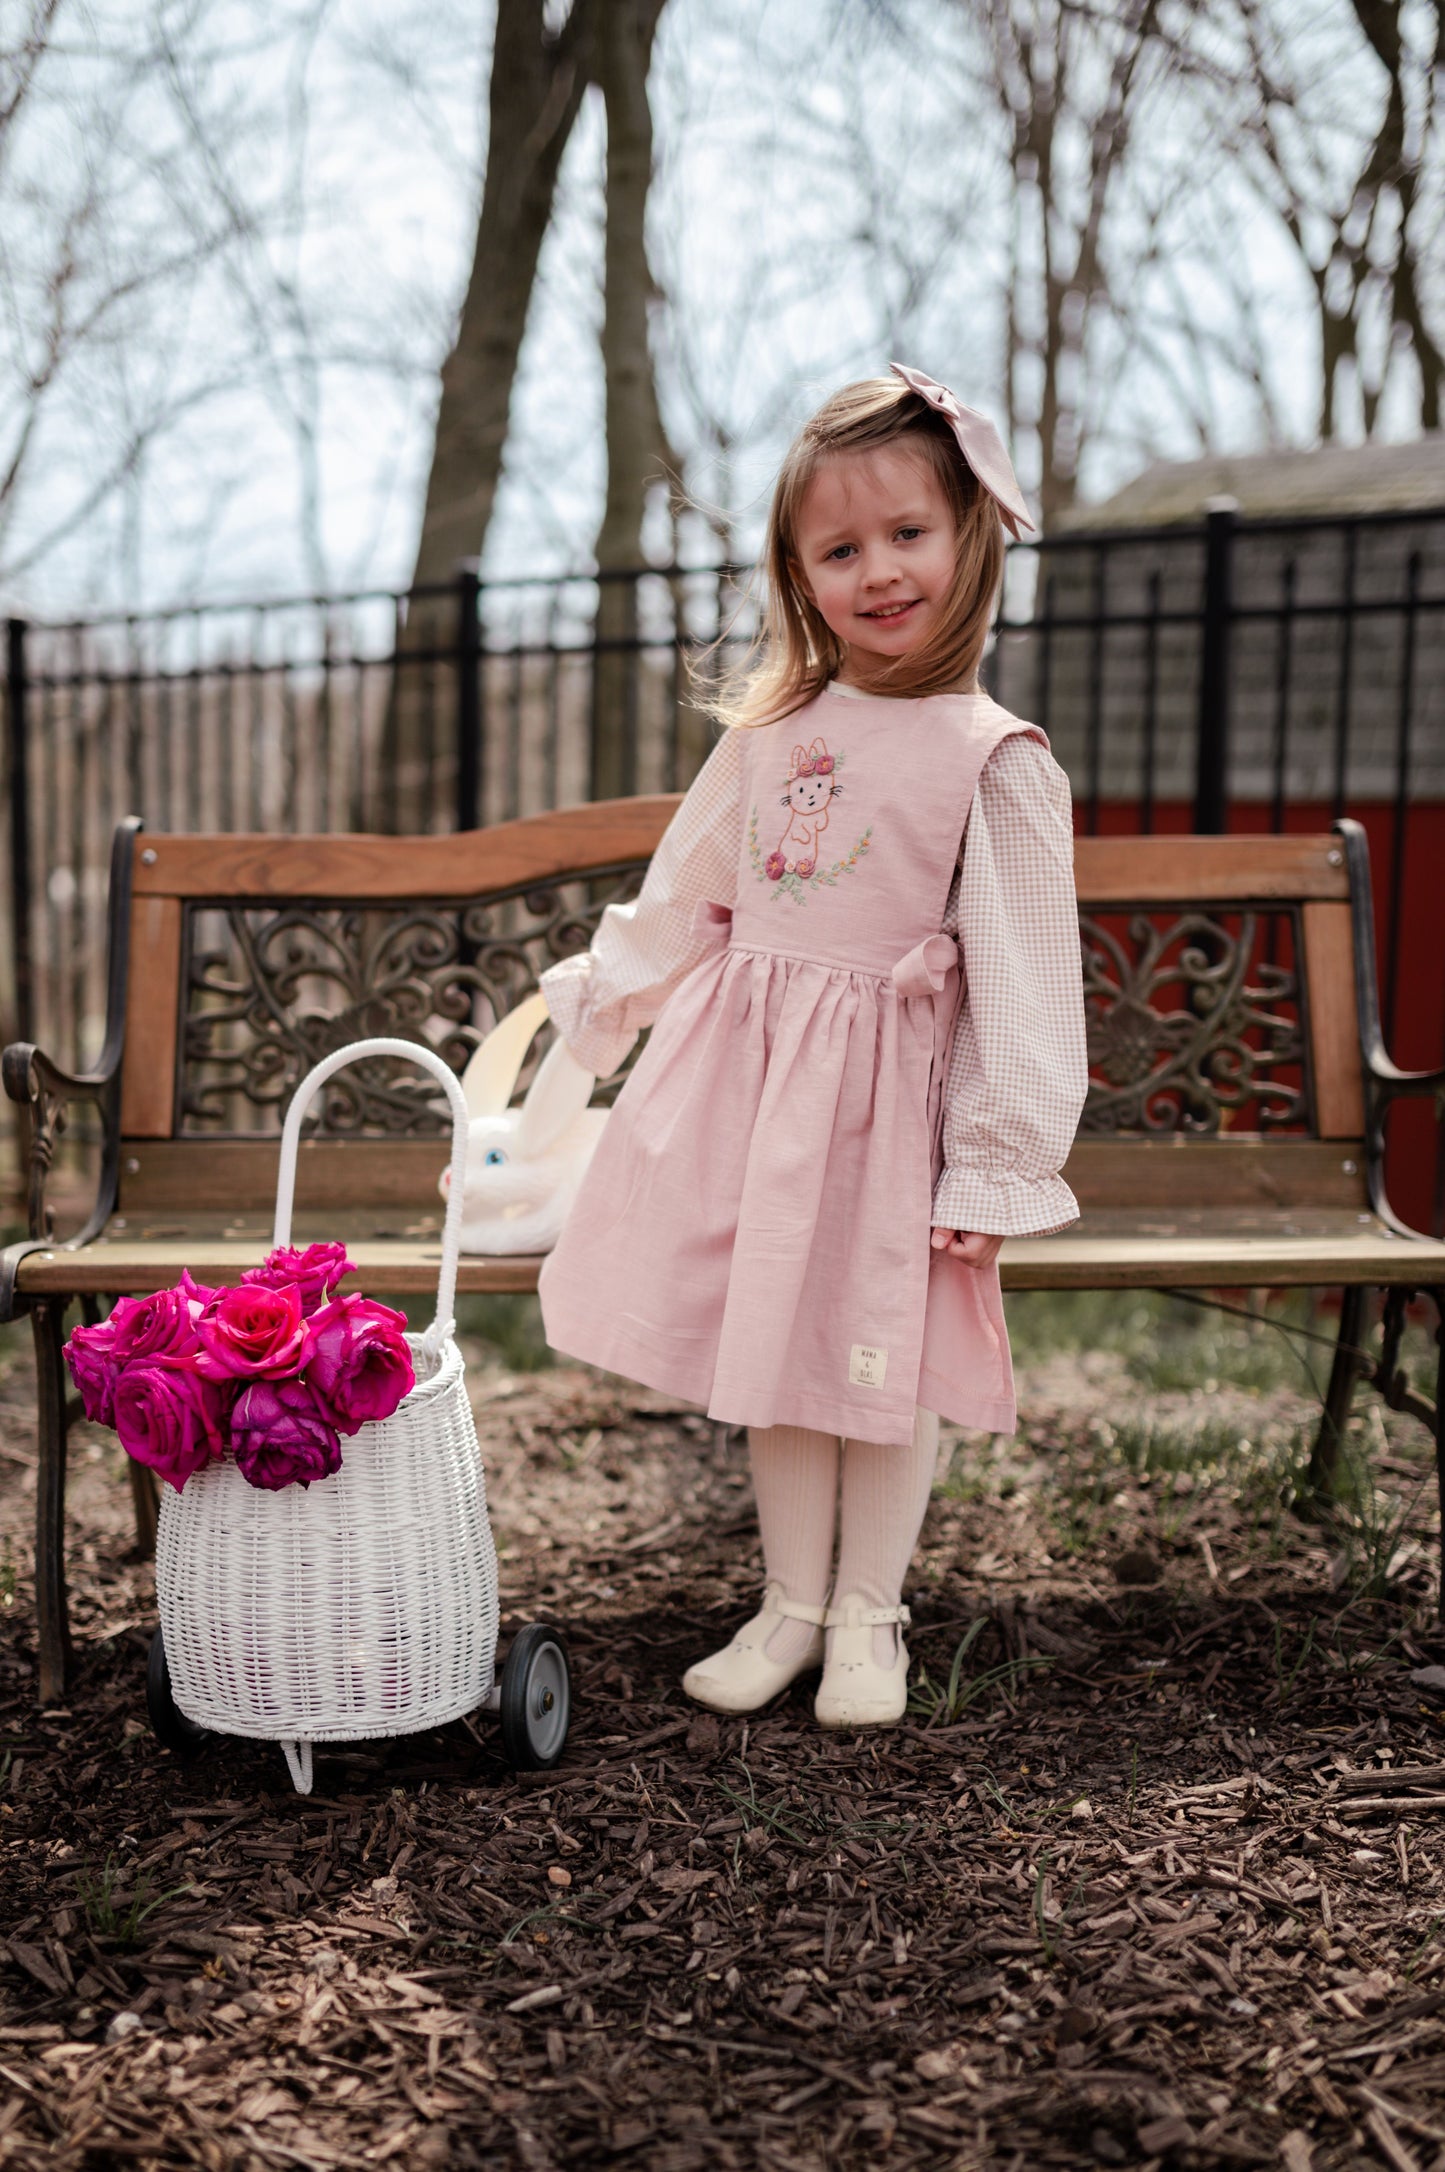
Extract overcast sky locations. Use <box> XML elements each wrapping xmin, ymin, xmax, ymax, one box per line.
<box><xmin>0</xmin><ymin>0</ymin><xmax>1422</xmax><ymax>618</ymax></box>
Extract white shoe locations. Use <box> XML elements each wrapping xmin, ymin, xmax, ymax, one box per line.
<box><xmin>814</xmin><ymin>1594</ymin><xmax>911</xmax><ymax>1728</ymax></box>
<box><xmin>681</xmin><ymin>1584</ymin><xmax>827</xmax><ymax>1715</ymax></box>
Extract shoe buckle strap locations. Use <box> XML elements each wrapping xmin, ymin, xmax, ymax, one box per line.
<box><xmin>774</xmin><ymin>1596</ymin><xmax>828</xmax><ymax>1627</ymax></box>
<box><xmin>762</xmin><ymin>1585</ymin><xmax>828</xmax><ymax>1628</ymax></box>
<box><xmin>824</xmin><ymin>1600</ymin><xmax>911</xmax><ymax>1629</ymax></box>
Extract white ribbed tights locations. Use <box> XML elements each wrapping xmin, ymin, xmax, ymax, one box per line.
<box><xmin>748</xmin><ymin>1409</ymin><xmax>942</xmax><ymax>1665</ymax></box>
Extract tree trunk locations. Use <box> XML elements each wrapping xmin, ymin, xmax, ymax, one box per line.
<box><xmin>589</xmin><ymin>0</ymin><xmax>672</xmax><ymax>803</ymax></box>
<box><xmin>382</xmin><ymin>0</ymin><xmax>598</xmax><ymax>831</ymax></box>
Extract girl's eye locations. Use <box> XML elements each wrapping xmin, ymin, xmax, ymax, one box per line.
<box><xmin>485</xmin><ymin>1148</ymin><xmax>508</xmax><ymax>1166</ymax></box>
<box><xmin>826</xmin><ymin>543</ymin><xmax>855</xmax><ymax>561</ymax></box>
<box><xmin>896</xmin><ymin>526</ymin><xmax>923</xmax><ymax>541</ymax></box>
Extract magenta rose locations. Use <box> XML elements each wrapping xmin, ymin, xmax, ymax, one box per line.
<box><xmin>65</xmin><ymin>1318</ymin><xmax>122</xmax><ymax>1427</ymax></box>
<box><xmin>764</xmin><ymin>851</ymin><xmax>786</xmax><ymax>881</ymax></box>
<box><xmin>230</xmin><ymin>1377</ymin><xmax>342</xmax><ymax>1491</ymax></box>
<box><xmin>195</xmin><ymin>1281</ymin><xmax>311</xmax><ymax>1381</ymax></box>
<box><xmin>113</xmin><ymin>1363</ymin><xmax>228</xmax><ymax>1492</ymax></box>
<box><xmin>107</xmin><ymin>1285</ymin><xmax>207</xmax><ymax>1370</ymax></box>
<box><xmin>304</xmin><ymin>1294</ymin><xmax>413</xmax><ymax>1436</ymax></box>
<box><xmin>814</xmin><ymin>754</ymin><xmax>835</xmax><ymax>774</ymax></box>
<box><xmin>241</xmin><ymin>1241</ymin><xmax>357</xmax><ymax>1316</ymax></box>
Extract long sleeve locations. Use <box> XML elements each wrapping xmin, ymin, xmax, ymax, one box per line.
<box><xmin>933</xmin><ymin>733</ymin><xmax>1088</xmax><ymax>1237</ymax></box>
<box><xmin>540</xmin><ymin>727</ymin><xmax>744</xmax><ymax>1076</ymax></box>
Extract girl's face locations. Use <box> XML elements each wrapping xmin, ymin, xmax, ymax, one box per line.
<box><xmin>793</xmin><ymin>444</ymin><xmax>958</xmax><ymax>672</ymax></box>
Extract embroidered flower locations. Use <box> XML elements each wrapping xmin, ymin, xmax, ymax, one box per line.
<box><xmin>764</xmin><ymin>850</ymin><xmax>786</xmax><ymax>881</ymax></box>
<box><xmin>795</xmin><ymin>858</ymin><xmax>816</xmax><ymax>879</ymax></box>
<box><xmin>813</xmin><ymin>754</ymin><xmax>835</xmax><ymax>775</ymax></box>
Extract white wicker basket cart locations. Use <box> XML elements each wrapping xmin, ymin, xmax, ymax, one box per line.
<box><xmin>144</xmin><ymin>1037</ymin><xmax>571</xmax><ymax>1794</ymax></box>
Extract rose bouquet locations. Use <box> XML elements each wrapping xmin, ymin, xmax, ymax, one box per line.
<box><xmin>64</xmin><ymin>1242</ymin><xmax>414</xmax><ymax>1494</ymax></box>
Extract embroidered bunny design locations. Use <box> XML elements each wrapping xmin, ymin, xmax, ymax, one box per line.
<box><xmin>750</xmin><ymin>736</ymin><xmax>870</xmax><ymax>899</ymax></box>
<box><xmin>773</xmin><ymin>738</ymin><xmax>841</xmax><ymax>879</ymax></box>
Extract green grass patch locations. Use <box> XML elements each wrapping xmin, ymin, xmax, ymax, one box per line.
<box><xmin>1004</xmin><ymin>1287</ymin><xmax>1323</xmax><ymax>1397</ymax></box>
<box><xmin>75</xmin><ymin>1855</ymin><xmax>192</xmax><ymax>1947</ymax></box>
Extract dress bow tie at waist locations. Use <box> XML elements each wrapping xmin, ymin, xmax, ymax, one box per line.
<box><xmin>890</xmin><ymin>934</ymin><xmax>958</xmax><ymax>997</ymax></box>
<box><xmin>691</xmin><ymin>899</ymin><xmax>734</xmax><ymax>945</ymax></box>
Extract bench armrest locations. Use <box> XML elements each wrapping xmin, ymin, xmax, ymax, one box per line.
<box><xmin>1</xmin><ymin>1039</ymin><xmax>124</xmax><ymax>1251</ymax></box>
<box><xmin>0</xmin><ymin>819</ymin><xmax>141</xmax><ymax>1292</ymax></box>
<box><xmin>1367</xmin><ymin>1054</ymin><xmax>1445</xmax><ymax>1101</ymax></box>
<box><xmin>1336</xmin><ymin>819</ymin><xmax>1445</xmax><ymax>1238</ymax></box>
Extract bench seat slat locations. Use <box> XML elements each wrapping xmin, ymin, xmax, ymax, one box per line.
<box><xmin>17</xmin><ymin>1217</ymin><xmax>1445</xmax><ymax>1298</ymax></box>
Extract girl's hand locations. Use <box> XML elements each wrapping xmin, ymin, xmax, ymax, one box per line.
<box><xmin>931</xmin><ymin>1228</ymin><xmax>1004</xmax><ymax>1268</ymax></box>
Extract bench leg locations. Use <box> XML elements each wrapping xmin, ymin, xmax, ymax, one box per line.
<box><xmin>1307</xmin><ymin>1284</ymin><xmax>1370</xmax><ymax>1499</ymax></box>
<box><xmin>32</xmin><ymin>1297</ymin><xmax>74</xmax><ymax>1704</ymax></box>
<box><xmin>1431</xmin><ymin>1292</ymin><xmax>1445</xmax><ymax>1600</ymax></box>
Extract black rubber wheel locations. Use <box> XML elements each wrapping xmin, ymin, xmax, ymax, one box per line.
<box><xmin>146</xmin><ymin>1628</ymin><xmax>212</xmax><ymax>1759</ymax></box>
<box><xmin>498</xmin><ymin>1624</ymin><xmax>571</xmax><ymax>1771</ymax></box>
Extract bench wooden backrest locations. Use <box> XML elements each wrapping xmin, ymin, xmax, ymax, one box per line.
<box><xmin>115</xmin><ymin>810</ymin><xmax>1368</xmax><ymax>1221</ymax></box>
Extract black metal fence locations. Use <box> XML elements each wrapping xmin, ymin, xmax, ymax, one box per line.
<box><xmin>4</xmin><ymin>506</ymin><xmax>1444</xmax><ymax>1085</ymax></box>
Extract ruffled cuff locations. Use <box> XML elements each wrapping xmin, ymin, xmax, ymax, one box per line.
<box><xmin>539</xmin><ymin>955</ymin><xmax>639</xmax><ymax>1079</ymax></box>
<box><xmin>932</xmin><ymin>1163</ymin><xmax>1080</xmax><ymax>1239</ymax></box>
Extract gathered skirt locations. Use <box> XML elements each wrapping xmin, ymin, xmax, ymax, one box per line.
<box><xmin>539</xmin><ymin>942</ymin><xmax>1016</xmax><ymax>1447</ymax></box>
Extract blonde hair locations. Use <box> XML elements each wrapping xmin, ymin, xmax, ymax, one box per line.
<box><xmin>713</xmin><ymin>375</ymin><xmax>1007</xmax><ymax>729</ymax></box>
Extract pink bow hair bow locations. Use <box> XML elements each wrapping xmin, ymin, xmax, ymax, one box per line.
<box><xmin>890</xmin><ymin>362</ymin><xmax>1035</xmax><ymax>540</ymax></box>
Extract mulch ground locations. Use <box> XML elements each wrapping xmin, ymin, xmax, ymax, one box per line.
<box><xmin>3</xmin><ymin>1307</ymin><xmax>1445</xmax><ymax>2172</ymax></box>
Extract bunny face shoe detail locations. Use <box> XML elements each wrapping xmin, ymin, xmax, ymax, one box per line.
<box><xmin>813</xmin><ymin>1594</ymin><xmax>912</xmax><ymax>1727</ymax></box>
<box><xmin>681</xmin><ymin>1583</ymin><xmax>828</xmax><ymax>1715</ymax></box>
<box><xmin>441</xmin><ymin>992</ymin><xmax>610</xmax><ymax>1256</ymax></box>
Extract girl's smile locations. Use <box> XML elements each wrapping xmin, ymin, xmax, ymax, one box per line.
<box><xmin>859</xmin><ymin>596</ymin><xmax>922</xmax><ymax>622</ymax></box>
<box><xmin>794</xmin><ymin>445</ymin><xmax>958</xmax><ymax>671</ymax></box>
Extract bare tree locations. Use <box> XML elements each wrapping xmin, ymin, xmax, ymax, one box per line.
<box><xmin>405</xmin><ymin>0</ymin><xmax>603</xmax><ymax>593</ymax></box>
<box><xmin>1221</xmin><ymin>0</ymin><xmax>1444</xmax><ymax>439</ymax></box>
<box><xmin>0</xmin><ymin>0</ymin><xmax>61</xmax><ymax>152</ymax></box>
<box><xmin>973</xmin><ymin>0</ymin><xmax>1185</xmax><ymax>525</ymax></box>
<box><xmin>0</xmin><ymin>0</ymin><xmax>366</xmax><ymax>608</ymax></box>
<box><xmin>380</xmin><ymin>0</ymin><xmax>603</xmax><ymax>830</ymax></box>
<box><xmin>588</xmin><ymin>0</ymin><xmax>674</xmax><ymax>800</ymax></box>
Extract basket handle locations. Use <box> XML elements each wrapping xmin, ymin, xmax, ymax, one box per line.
<box><xmin>273</xmin><ymin>1038</ymin><xmax>469</xmax><ymax>1359</ymax></box>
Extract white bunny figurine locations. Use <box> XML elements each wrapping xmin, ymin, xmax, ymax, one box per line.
<box><xmin>440</xmin><ymin>991</ymin><xmax>609</xmax><ymax>1255</ymax></box>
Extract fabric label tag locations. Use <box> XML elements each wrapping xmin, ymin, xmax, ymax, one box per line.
<box><xmin>849</xmin><ymin>1343</ymin><xmax>888</xmax><ymax>1388</ymax></box>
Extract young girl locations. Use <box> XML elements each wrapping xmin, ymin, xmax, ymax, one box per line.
<box><xmin>537</xmin><ymin>363</ymin><xmax>1088</xmax><ymax>1727</ymax></box>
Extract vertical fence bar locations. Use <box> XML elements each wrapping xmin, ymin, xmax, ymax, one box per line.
<box><xmin>70</xmin><ymin>633</ymin><xmax>87</xmax><ymax>1065</ymax></box>
<box><xmin>1270</xmin><ymin>559</ymin><xmax>1296</xmax><ymax>836</ymax></box>
<box><xmin>1140</xmin><ymin>570</ymin><xmax>1160</xmax><ymax>836</ymax></box>
<box><xmin>1085</xmin><ymin>548</ymin><xmax>1106</xmax><ymax>836</ymax></box>
<box><xmin>544</xmin><ymin>586</ymin><xmax>563</xmax><ymax>812</ymax></box>
<box><xmin>1383</xmin><ymin>551</ymin><xmax>1420</xmax><ymax>1047</ymax></box>
<box><xmin>507</xmin><ymin>642</ymin><xmax>523</xmax><ymax>821</ymax></box>
<box><xmin>1332</xmin><ymin>522</ymin><xmax>1358</xmax><ymax>819</ymax></box>
<box><xmin>319</xmin><ymin>611</ymin><xmax>335</xmax><ymax>831</ymax></box>
<box><xmin>6</xmin><ymin>617</ymin><xmax>33</xmax><ymax>1044</ymax></box>
<box><xmin>454</xmin><ymin>560</ymin><xmax>482</xmax><ymax>833</ymax></box>
<box><xmin>1194</xmin><ymin>500</ymin><xmax>1236</xmax><ymax>833</ymax></box>
<box><xmin>626</xmin><ymin>584</ymin><xmax>641</xmax><ymax>800</ymax></box>
<box><xmin>1035</xmin><ymin>571</ymin><xmax>1055</xmax><ymax>748</ymax></box>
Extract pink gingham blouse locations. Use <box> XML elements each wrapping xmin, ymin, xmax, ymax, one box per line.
<box><xmin>543</xmin><ymin>700</ymin><xmax>1088</xmax><ymax>1238</ymax></box>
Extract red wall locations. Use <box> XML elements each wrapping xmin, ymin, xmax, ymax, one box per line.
<box><xmin>1085</xmin><ymin>800</ymin><xmax>1445</xmax><ymax>1237</ymax></box>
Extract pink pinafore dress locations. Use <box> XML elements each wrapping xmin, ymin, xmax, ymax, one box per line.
<box><xmin>539</xmin><ymin>688</ymin><xmax>1045</xmax><ymax>1448</ymax></box>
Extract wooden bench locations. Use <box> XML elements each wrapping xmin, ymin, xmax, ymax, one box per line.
<box><xmin>4</xmin><ymin>808</ymin><xmax>1443</xmax><ymax>1703</ymax></box>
